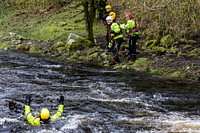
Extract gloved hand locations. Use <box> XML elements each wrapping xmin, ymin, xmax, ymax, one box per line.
<box><xmin>58</xmin><ymin>95</ymin><xmax>64</xmax><ymax>104</ymax></box>
<box><xmin>26</xmin><ymin>96</ymin><xmax>32</xmax><ymax>106</ymax></box>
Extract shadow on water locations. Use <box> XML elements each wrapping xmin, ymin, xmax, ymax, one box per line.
<box><xmin>0</xmin><ymin>50</ymin><xmax>200</xmax><ymax>133</ymax></box>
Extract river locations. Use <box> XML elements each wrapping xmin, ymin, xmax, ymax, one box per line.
<box><xmin>0</xmin><ymin>50</ymin><xmax>200</xmax><ymax>133</ymax></box>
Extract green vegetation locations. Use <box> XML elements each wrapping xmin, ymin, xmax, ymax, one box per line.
<box><xmin>0</xmin><ymin>0</ymin><xmax>199</xmax><ymax>80</ymax></box>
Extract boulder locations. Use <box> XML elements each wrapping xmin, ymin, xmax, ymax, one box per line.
<box><xmin>66</xmin><ymin>33</ymin><xmax>93</xmax><ymax>51</ymax></box>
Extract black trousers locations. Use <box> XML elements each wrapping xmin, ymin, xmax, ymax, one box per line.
<box><xmin>129</xmin><ymin>34</ymin><xmax>139</xmax><ymax>61</ymax></box>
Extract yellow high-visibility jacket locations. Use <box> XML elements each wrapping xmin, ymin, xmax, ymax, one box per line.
<box><xmin>24</xmin><ymin>104</ymin><xmax>64</xmax><ymax>126</ymax></box>
<box><xmin>120</xmin><ymin>19</ymin><xmax>139</xmax><ymax>36</ymax></box>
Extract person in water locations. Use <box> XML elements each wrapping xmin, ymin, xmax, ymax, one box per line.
<box><xmin>24</xmin><ymin>95</ymin><xmax>64</xmax><ymax>126</ymax></box>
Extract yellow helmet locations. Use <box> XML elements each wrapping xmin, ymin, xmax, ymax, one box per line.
<box><xmin>40</xmin><ymin>108</ymin><xmax>50</xmax><ymax>120</ymax></box>
<box><xmin>109</xmin><ymin>12</ymin><xmax>116</xmax><ymax>20</ymax></box>
<box><xmin>105</xmin><ymin>5</ymin><xmax>112</xmax><ymax>9</ymax></box>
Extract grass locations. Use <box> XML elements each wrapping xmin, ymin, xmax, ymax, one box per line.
<box><xmin>0</xmin><ymin>2</ymin><xmax>89</xmax><ymax>41</ymax></box>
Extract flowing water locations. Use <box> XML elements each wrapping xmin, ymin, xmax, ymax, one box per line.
<box><xmin>0</xmin><ymin>50</ymin><xmax>200</xmax><ymax>133</ymax></box>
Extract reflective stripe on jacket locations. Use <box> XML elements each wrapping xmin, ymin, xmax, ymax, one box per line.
<box><xmin>25</xmin><ymin>104</ymin><xmax>64</xmax><ymax>126</ymax></box>
<box><xmin>120</xmin><ymin>20</ymin><xmax>139</xmax><ymax>36</ymax></box>
<box><xmin>110</xmin><ymin>22</ymin><xmax>123</xmax><ymax>40</ymax></box>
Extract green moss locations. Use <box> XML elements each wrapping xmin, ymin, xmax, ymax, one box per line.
<box><xmin>168</xmin><ymin>47</ymin><xmax>180</xmax><ymax>54</ymax></box>
<box><xmin>178</xmin><ymin>38</ymin><xmax>188</xmax><ymax>44</ymax></box>
<box><xmin>151</xmin><ymin>46</ymin><xmax>167</xmax><ymax>55</ymax></box>
<box><xmin>145</xmin><ymin>40</ymin><xmax>158</xmax><ymax>48</ymax></box>
<box><xmin>53</xmin><ymin>41</ymin><xmax>65</xmax><ymax>48</ymax></box>
<box><xmin>188</xmin><ymin>40</ymin><xmax>197</xmax><ymax>45</ymax></box>
<box><xmin>0</xmin><ymin>43</ymin><xmax>7</xmax><ymax>49</ymax></box>
<box><xmin>131</xmin><ymin>58</ymin><xmax>149</xmax><ymax>71</ymax></box>
<box><xmin>149</xmin><ymin>67</ymin><xmax>164</xmax><ymax>76</ymax></box>
<box><xmin>183</xmin><ymin>45</ymin><xmax>192</xmax><ymax>49</ymax></box>
<box><xmin>15</xmin><ymin>44</ymin><xmax>29</xmax><ymax>51</ymax></box>
<box><xmin>160</xmin><ymin>34</ymin><xmax>174</xmax><ymax>48</ymax></box>
<box><xmin>170</xmin><ymin>71</ymin><xmax>187</xmax><ymax>79</ymax></box>
<box><xmin>29</xmin><ymin>45</ymin><xmax>40</xmax><ymax>53</ymax></box>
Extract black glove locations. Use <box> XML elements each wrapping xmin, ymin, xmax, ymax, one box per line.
<box><xmin>26</xmin><ymin>96</ymin><xmax>32</xmax><ymax>106</ymax></box>
<box><xmin>58</xmin><ymin>95</ymin><xmax>64</xmax><ymax>104</ymax></box>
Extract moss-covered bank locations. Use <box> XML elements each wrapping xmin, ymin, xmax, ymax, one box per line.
<box><xmin>0</xmin><ymin>0</ymin><xmax>199</xmax><ymax>81</ymax></box>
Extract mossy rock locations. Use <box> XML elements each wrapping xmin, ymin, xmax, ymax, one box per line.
<box><xmin>178</xmin><ymin>38</ymin><xmax>188</xmax><ymax>44</ymax></box>
<box><xmin>15</xmin><ymin>44</ymin><xmax>29</xmax><ymax>51</ymax></box>
<box><xmin>168</xmin><ymin>47</ymin><xmax>180</xmax><ymax>54</ymax></box>
<box><xmin>0</xmin><ymin>43</ymin><xmax>7</xmax><ymax>49</ymax></box>
<box><xmin>131</xmin><ymin>58</ymin><xmax>149</xmax><ymax>71</ymax></box>
<box><xmin>53</xmin><ymin>41</ymin><xmax>65</xmax><ymax>48</ymax></box>
<box><xmin>57</xmin><ymin>47</ymin><xmax>67</xmax><ymax>54</ymax></box>
<box><xmin>183</xmin><ymin>45</ymin><xmax>192</xmax><ymax>49</ymax></box>
<box><xmin>89</xmin><ymin>53</ymin><xmax>99</xmax><ymax>61</ymax></box>
<box><xmin>87</xmin><ymin>46</ymin><xmax>102</xmax><ymax>55</ymax></box>
<box><xmin>70</xmin><ymin>51</ymin><xmax>80</xmax><ymax>59</ymax></box>
<box><xmin>29</xmin><ymin>45</ymin><xmax>40</xmax><ymax>53</ymax></box>
<box><xmin>2</xmin><ymin>36</ymin><xmax>10</xmax><ymax>41</ymax></box>
<box><xmin>66</xmin><ymin>42</ymin><xmax>84</xmax><ymax>51</ymax></box>
<box><xmin>190</xmin><ymin>48</ymin><xmax>200</xmax><ymax>55</ymax></box>
<box><xmin>145</xmin><ymin>29</ymin><xmax>154</xmax><ymax>40</ymax></box>
<box><xmin>149</xmin><ymin>67</ymin><xmax>164</xmax><ymax>76</ymax></box>
<box><xmin>78</xmin><ymin>38</ymin><xmax>94</xmax><ymax>48</ymax></box>
<box><xmin>151</xmin><ymin>46</ymin><xmax>167</xmax><ymax>55</ymax></box>
<box><xmin>178</xmin><ymin>52</ymin><xmax>188</xmax><ymax>57</ymax></box>
<box><xmin>189</xmin><ymin>48</ymin><xmax>200</xmax><ymax>57</ymax></box>
<box><xmin>145</xmin><ymin>40</ymin><xmax>158</xmax><ymax>48</ymax></box>
<box><xmin>170</xmin><ymin>71</ymin><xmax>187</xmax><ymax>79</ymax></box>
<box><xmin>187</xmin><ymin>40</ymin><xmax>197</xmax><ymax>45</ymax></box>
<box><xmin>160</xmin><ymin>34</ymin><xmax>174</xmax><ymax>48</ymax></box>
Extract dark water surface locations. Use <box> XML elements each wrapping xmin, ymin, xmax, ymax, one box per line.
<box><xmin>0</xmin><ymin>50</ymin><xmax>200</xmax><ymax>133</ymax></box>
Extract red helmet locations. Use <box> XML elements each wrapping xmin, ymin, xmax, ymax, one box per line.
<box><xmin>124</xmin><ymin>12</ymin><xmax>132</xmax><ymax>18</ymax></box>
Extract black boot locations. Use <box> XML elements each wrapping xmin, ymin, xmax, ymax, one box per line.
<box><xmin>130</xmin><ymin>54</ymin><xmax>136</xmax><ymax>62</ymax></box>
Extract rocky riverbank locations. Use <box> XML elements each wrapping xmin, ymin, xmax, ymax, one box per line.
<box><xmin>0</xmin><ymin>32</ymin><xmax>199</xmax><ymax>81</ymax></box>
